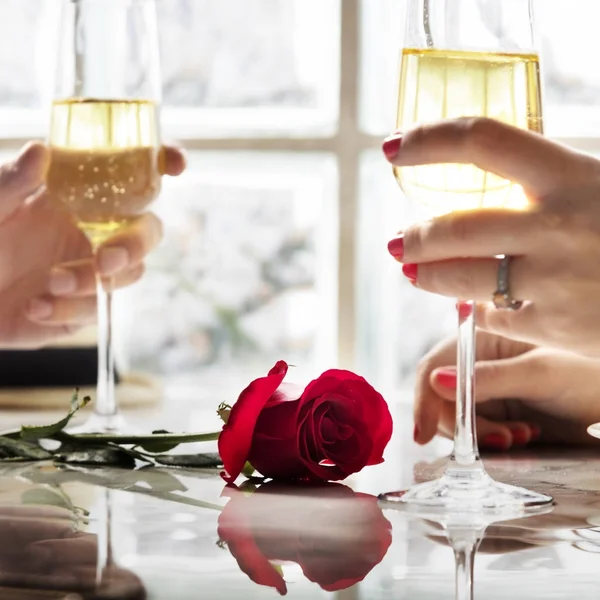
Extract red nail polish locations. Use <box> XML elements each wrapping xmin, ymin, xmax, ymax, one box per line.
<box><xmin>456</xmin><ymin>301</ymin><xmax>473</xmax><ymax>321</ymax></box>
<box><xmin>510</xmin><ymin>428</ymin><xmax>529</xmax><ymax>447</ymax></box>
<box><xmin>402</xmin><ymin>263</ymin><xmax>418</xmax><ymax>283</ymax></box>
<box><xmin>413</xmin><ymin>424</ymin><xmax>420</xmax><ymax>443</ymax></box>
<box><xmin>481</xmin><ymin>434</ymin><xmax>510</xmax><ymax>451</ymax></box>
<box><xmin>387</xmin><ymin>236</ymin><xmax>404</xmax><ymax>260</ymax></box>
<box><xmin>435</xmin><ymin>368</ymin><xmax>457</xmax><ymax>389</ymax></box>
<box><xmin>383</xmin><ymin>135</ymin><xmax>402</xmax><ymax>161</ymax></box>
<box><xmin>530</xmin><ymin>426</ymin><xmax>541</xmax><ymax>442</ymax></box>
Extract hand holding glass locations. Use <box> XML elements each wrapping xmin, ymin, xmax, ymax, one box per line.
<box><xmin>380</xmin><ymin>0</ymin><xmax>552</xmax><ymax>513</ymax></box>
<box><xmin>46</xmin><ymin>0</ymin><xmax>162</xmax><ymax>432</ymax></box>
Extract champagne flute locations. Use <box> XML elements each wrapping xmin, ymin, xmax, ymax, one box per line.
<box><xmin>379</xmin><ymin>0</ymin><xmax>553</xmax><ymax>513</ymax></box>
<box><xmin>46</xmin><ymin>0</ymin><xmax>162</xmax><ymax>433</ymax></box>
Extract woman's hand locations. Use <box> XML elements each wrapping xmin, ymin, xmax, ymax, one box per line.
<box><xmin>383</xmin><ymin>118</ymin><xmax>600</xmax><ymax>356</ymax></box>
<box><xmin>0</xmin><ymin>142</ymin><xmax>185</xmax><ymax>348</ymax></box>
<box><xmin>414</xmin><ymin>329</ymin><xmax>600</xmax><ymax>450</ymax></box>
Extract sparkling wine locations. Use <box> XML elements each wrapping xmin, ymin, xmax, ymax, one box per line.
<box><xmin>395</xmin><ymin>49</ymin><xmax>543</xmax><ymax>212</ymax></box>
<box><xmin>46</xmin><ymin>98</ymin><xmax>162</xmax><ymax>247</ymax></box>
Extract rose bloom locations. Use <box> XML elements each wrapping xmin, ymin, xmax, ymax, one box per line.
<box><xmin>218</xmin><ymin>361</ymin><xmax>393</xmax><ymax>483</ymax></box>
<box><xmin>217</xmin><ymin>482</ymin><xmax>393</xmax><ymax>595</ymax></box>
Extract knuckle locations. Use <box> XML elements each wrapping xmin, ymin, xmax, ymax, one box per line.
<box><xmin>476</xmin><ymin>361</ymin><xmax>502</xmax><ymax>388</ymax></box>
<box><xmin>461</xmin><ymin>117</ymin><xmax>501</xmax><ymax>153</ymax></box>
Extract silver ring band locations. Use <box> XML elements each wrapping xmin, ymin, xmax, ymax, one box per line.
<box><xmin>493</xmin><ymin>256</ymin><xmax>523</xmax><ymax>310</ymax></box>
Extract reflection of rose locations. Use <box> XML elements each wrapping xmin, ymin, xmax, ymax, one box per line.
<box><xmin>219</xmin><ymin>361</ymin><xmax>393</xmax><ymax>483</ymax></box>
<box><xmin>217</xmin><ymin>482</ymin><xmax>392</xmax><ymax>595</ymax></box>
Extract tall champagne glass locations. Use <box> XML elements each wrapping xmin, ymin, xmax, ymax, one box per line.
<box><xmin>46</xmin><ymin>0</ymin><xmax>162</xmax><ymax>433</ymax></box>
<box><xmin>380</xmin><ymin>0</ymin><xmax>553</xmax><ymax>513</ymax></box>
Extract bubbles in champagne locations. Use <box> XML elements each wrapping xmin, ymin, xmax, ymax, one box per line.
<box><xmin>46</xmin><ymin>98</ymin><xmax>161</xmax><ymax>246</ymax></box>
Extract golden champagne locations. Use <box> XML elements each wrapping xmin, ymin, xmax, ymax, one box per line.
<box><xmin>46</xmin><ymin>98</ymin><xmax>161</xmax><ymax>247</ymax></box>
<box><xmin>395</xmin><ymin>49</ymin><xmax>543</xmax><ymax>212</ymax></box>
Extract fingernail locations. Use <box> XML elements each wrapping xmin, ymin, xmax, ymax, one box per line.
<box><xmin>48</xmin><ymin>268</ymin><xmax>78</xmax><ymax>295</ymax></box>
<box><xmin>402</xmin><ymin>263</ymin><xmax>418</xmax><ymax>283</ymax></box>
<box><xmin>456</xmin><ymin>301</ymin><xmax>473</xmax><ymax>321</ymax></box>
<box><xmin>382</xmin><ymin>134</ymin><xmax>402</xmax><ymax>161</ymax></box>
<box><xmin>413</xmin><ymin>424</ymin><xmax>420</xmax><ymax>443</ymax></box>
<box><xmin>481</xmin><ymin>434</ymin><xmax>510</xmax><ymax>451</ymax></box>
<box><xmin>435</xmin><ymin>368</ymin><xmax>457</xmax><ymax>389</ymax></box>
<box><xmin>510</xmin><ymin>428</ymin><xmax>530</xmax><ymax>447</ymax></box>
<box><xmin>27</xmin><ymin>298</ymin><xmax>53</xmax><ymax>320</ymax></box>
<box><xmin>387</xmin><ymin>235</ymin><xmax>404</xmax><ymax>260</ymax></box>
<box><xmin>98</xmin><ymin>247</ymin><xmax>129</xmax><ymax>275</ymax></box>
<box><xmin>530</xmin><ymin>425</ymin><xmax>541</xmax><ymax>442</ymax></box>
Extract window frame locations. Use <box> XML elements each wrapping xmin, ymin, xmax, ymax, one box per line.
<box><xmin>0</xmin><ymin>0</ymin><xmax>596</xmax><ymax>373</ymax></box>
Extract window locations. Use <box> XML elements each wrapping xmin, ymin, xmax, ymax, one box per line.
<box><xmin>0</xmin><ymin>0</ymin><xmax>596</xmax><ymax>400</ymax></box>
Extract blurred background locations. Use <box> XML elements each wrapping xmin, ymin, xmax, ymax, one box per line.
<box><xmin>0</xmin><ymin>0</ymin><xmax>599</xmax><ymax>404</ymax></box>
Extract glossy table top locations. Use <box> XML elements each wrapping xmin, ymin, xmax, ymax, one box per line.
<box><xmin>1</xmin><ymin>395</ymin><xmax>600</xmax><ymax>599</ymax></box>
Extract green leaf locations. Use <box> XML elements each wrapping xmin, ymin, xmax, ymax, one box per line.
<box><xmin>20</xmin><ymin>390</ymin><xmax>91</xmax><ymax>441</ymax></box>
<box><xmin>21</xmin><ymin>488</ymin><xmax>72</xmax><ymax>511</ymax></box>
<box><xmin>0</xmin><ymin>436</ymin><xmax>52</xmax><ymax>461</ymax></box>
<box><xmin>56</xmin><ymin>447</ymin><xmax>136</xmax><ymax>468</ymax></box>
<box><xmin>57</xmin><ymin>430</ymin><xmax>220</xmax><ymax>446</ymax></box>
<box><xmin>154</xmin><ymin>453</ymin><xmax>222</xmax><ymax>468</ymax></box>
<box><xmin>241</xmin><ymin>461</ymin><xmax>255</xmax><ymax>478</ymax></box>
<box><xmin>139</xmin><ymin>430</ymin><xmax>181</xmax><ymax>454</ymax></box>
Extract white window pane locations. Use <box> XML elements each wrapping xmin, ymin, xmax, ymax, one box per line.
<box><xmin>360</xmin><ymin>0</ymin><xmax>600</xmax><ymax>138</ymax></box>
<box><xmin>159</xmin><ymin>0</ymin><xmax>341</xmax><ymax>138</ymax></box>
<box><xmin>357</xmin><ymin>150</ymin><xmax>455</xmax><ymax>395</ymax></box>
<box><xmin>120</xmin><ymin>152</ymin><xmax>339</xmax><ymax>392</ymax></box>
<box><xmin>0</xmin><ymin>0</ymin><xmax>340</xmax><ymax>140</ymax></box>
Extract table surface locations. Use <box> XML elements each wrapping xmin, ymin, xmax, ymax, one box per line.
<box><xmin>1</xmin><ymin>388</ymin><xmax>600</xmax><ymax>600</ymax></box>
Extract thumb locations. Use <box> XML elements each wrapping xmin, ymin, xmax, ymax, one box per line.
<box><xmin>0</xmin><ymin>142</ymin><xmax>49</xmax><ymax>223</ymax></box>
<box><xmin>431</xmin><ymin>353</ymin><xmax>547</xmax><ymax>404</ymax></box>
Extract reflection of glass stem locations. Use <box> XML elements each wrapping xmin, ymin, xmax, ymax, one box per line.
<box><xmin>448</xmin><ymin>527</ymin><xmax>483</xmax><ymax>600</ymax></box>
<box><xmin>96</xmin><ymin>487</ymin><xmax>114</xmax><ymax>588</ymax></box>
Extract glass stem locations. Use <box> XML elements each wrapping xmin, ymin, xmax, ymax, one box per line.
<box><xmin>451</xmin><ymin>301</ymin><xmax>481</xmax><ymax>468</ymax></box>
<box><xmin>452</xmin><ymin>532</ymin><xmax>477</xmax><ymax>600</ymax></box>
<box><xmin>95</xmin><ymin>274</ymin><xmax>116</xmax><ymax>419</ymax></box>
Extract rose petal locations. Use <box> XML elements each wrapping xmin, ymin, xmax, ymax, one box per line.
<box><xmin>217</xmin><ymin>488</ymin><xmax>288</xmax><ymax>595</ymax></box>
<box><xmin>219</xmin><ymin>361</ymin><xmax>288</xmax><ymax>483</ymax></box>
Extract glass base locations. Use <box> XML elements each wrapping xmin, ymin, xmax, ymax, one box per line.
<box><xmin>379</xmin><ymin>468</ymin><xmax>553</xmax><ymax>518</ymax></box>
<box><xmin>69</xmin><ymin>411</ymin><xmax>134</xmax><ymax>434</ymax></box>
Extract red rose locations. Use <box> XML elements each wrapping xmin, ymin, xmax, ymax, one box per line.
<box><xmin>217</xmin><ymin>482</ymin><xmax>392</xmax><ymax>595</ymax></box>
<box><xmin>218</xmin><ymin>361</ymin><xmax>393</xmax><ymax>483</ymax></box>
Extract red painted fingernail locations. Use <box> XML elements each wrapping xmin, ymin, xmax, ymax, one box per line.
<box><xmin>435</xmin><ymin>368</ymin><xmax>457</xmax><ymax>389</ymax></box>
<box><xmin>413</xmin><ymin>424</ymin><xmax>420</xmax><ymax>443</ymax></box>
<box><xmin>387</xmin><ymin>235</ymin><xmax>404</xmax><ymax>260</ymax></box>
<box><xmin>456</xmin><ymin>301</ymin><xmax>473</xmax><ymax>321</ymax></box>
<box><xmin>383</xmin><ymin>134</ymin><xmax>402</xmax><ymax>161</ymax></box>
<box><xmin>481</xmin><ymin>434</ymin><xmax>510</xmax><ymax>451</ymax></box>
<box><xmin>530</xmin><ymin>426</ymin><xmax>541</xmax><ymax>442</ymax></box>
<box><xmin>402</xmin><ymin>263</ymin><xmax>418</xmax><ymax>283</ymax></box>
<box><xmin>510</xmin><ymin>428</ymin><xmax>529</xmax><ymax>447</ymax></box>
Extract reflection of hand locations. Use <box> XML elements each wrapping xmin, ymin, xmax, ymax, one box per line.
<box><xmin>0</xmin><ymin>505</ymin><xmax>145</xmax><ymax>599</ymax></box>
<box><xmin>412</xmin><ymin>330</ymin><xmax>600</xmax><ymax>450</ymax></box>
<box><xmin>0</xmin><ymin>143</ymin><xmax>185</xmax><ymax>349</ymax></box>
<box><xmin>217</xmin><ymin>482</ymin><xmax>392</xmax><ymax>596</ymax></box>
<box><xmin>384</xmin><ymin>118</ymin><xmax>600</xmax><ymax>357</ymax></box>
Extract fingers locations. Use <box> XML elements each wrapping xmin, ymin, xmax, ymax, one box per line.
<box><xmin>406</xmin><ymin>256</ymin><xmax>533</xmax><ymax>303</ymax></box>
<box><xmin>0</xmin><ymin>142</ymin><xmax>49</xmax><ymax>223</ymax></box>
<box><xmin>475</xmin><ymin>302</ymin><xmax>542</xmax><ymax>347</ymax></box>
<box><xmin>48</xmin><ymin>260</ymin><xmax>145</xmax><ymax>297</ymax></box>
<box><xmin>162</xmin><ymin>144</ymin><xmax>187</xmax><ymax>177</ymax></box>
<box><xmin>26</xmin><ymin>264</ymin><xmax>144</xmax><ymax>326</ymax></box>
<box><xmin>389</xmin><ymin>209</ymin><xmax>540</xmax><ymax>265</ymax></box>
<box><xmin>437</xmin><ymin>402</ymin><xmax>539</xmax><ymax>451</ymax></box>
<box><xmin>383</xmin><ymin>117</ymin><xmax>594</xmax><ymax>198</ymax></box>
<box><xmin>96</xmin><ymin>212</ymin><xmax>162</xmax><ymax>276</ymax></box>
